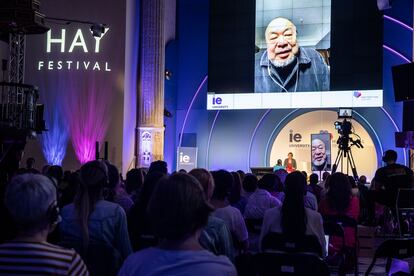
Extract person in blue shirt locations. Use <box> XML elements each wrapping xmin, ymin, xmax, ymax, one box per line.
<box><xmin>255</xmin><ymin>17</ymin><xmax>329</xmax><ymax>93</ymax></box>
<box><xmin>273</xmin><ymin>159</ymin><xmax>285</xmax><ymax>172</ymax></box>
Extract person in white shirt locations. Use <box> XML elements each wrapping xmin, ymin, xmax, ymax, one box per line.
<box><xmin>118</xmin><ymin>173</ymin><xmax>236</xmax><ymax>276</ymax></box>
<box><xmin>210</xmin><ymin>170</ymin><xmax>249</xmax><ymax>252</ymax></box>
<box><xmin>244</xmin><ymin>174</ymin><xmax>282</xmax><ymax>219</ymax></box>
<box><xmin>259</xmin><ymin>171</ymin><xmax>326</xmax><ymax>256</ymax></box>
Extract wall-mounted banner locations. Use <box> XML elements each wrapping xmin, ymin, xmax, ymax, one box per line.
<box><xmin>311</xmin><ymin>133</ymin><xmax>332</xmax><ymax>172</ymax></box>
<box><xmin>24</xmin><ymin>0</ymin><xmax>126</xmax><ymax>169</ymax></box>
<box><xmin>177</xmin><ymin>147</ymin><xmax>198</xmax><ymax>172</ymax></box>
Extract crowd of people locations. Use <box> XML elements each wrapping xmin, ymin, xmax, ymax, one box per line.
<box><xmin>0</xmin><ymin>149</ymin><xmax>413</xmax><ymax>275</ymax></box>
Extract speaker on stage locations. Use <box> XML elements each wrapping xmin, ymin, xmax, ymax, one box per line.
<box><xmin>392</xmin><ymin>62</ymin><xmax>414</xmax><ymax>102</ymax></box>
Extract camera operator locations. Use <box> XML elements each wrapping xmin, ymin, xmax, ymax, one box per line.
<box><xmin>373</xmin><ymin>150</ymin><xmax>413</xmax><ymax>208</ymax></box>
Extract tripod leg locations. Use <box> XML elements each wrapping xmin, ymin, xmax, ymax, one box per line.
<box><xmin>332</xmin><ymin>149</ymin><xmax>343</xmax><ymax>173</ymax></box>
<box><xmin>347</xmin><ymin>149</ymin><xmax>358</xmax><ymax>180</ymax></box>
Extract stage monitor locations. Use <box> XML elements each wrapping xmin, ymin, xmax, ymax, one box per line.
<box><xmin>392</xmin><ymin>62</ymin><xmax>414</xmax><ymax>102</ymax></box>
<box><xmin>250</xmin><ymin>167</ymin><xmax>274</xmax><ymax>177</ymax></box>
<box><xmin>208</xmin><ymin>0</ymin><xmax>383</xmax><ymax>110</ymax></box>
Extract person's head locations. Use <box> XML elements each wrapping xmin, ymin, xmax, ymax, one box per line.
<box><xmin>258</xmin><ymin>173</ymin><xmax>279</xmax><ymax>193</ymax></box>
<box><xmin>148</xmin><ymin>160</ymin><xmax>168</xmax><ymax>175</ymax></box>
<box><xmin>148</xmin><ymin>173</ymin><xmax>213</xmax><ymax>242</ymax></box>
<box><xmin>237</xmin><ymin>170</ymin><xmax>246</xmax><ymax>181</ymax></box>
<box><xmin>45</xmin><ymin>165</ymin><xmax>64</xmax><ymax>184</ymax></box>
<box><xmin>125</xmin><ymin>168</ymin><xmax>145</xmax><ymax>195</ymax></box>
<box><xmin>287</xmin><ymin>152</ymin><xmax>293</xmax><ymax>159</ymax></box>
<box><xmin>322</xmin><ymin>171</ymin><xmax>330</xmax><ymax>181</ymax></box>
<box><xmin>242</xmin><ymin>173</ymin><xmax>258</xmax><ymax>193</ymax></box>
<box><xmin>211</xmin><ymin>170</ymin><xmax>233</xmax><ymax>201</ymax></box>
<box><xmin>309</xmin><ymin>173</ymin><xmax>319</xmax><ymax>186</ymax></box>
<box><xmin>312</xmin><ymin>138</ymin><xmax>327</xmax><ymax>167</ymax></box>
<box><xmin>282</xmin><ymin>171</ymin><xmax>307</xmax><ymax>237</ymax></box>
<box><xmin>5</xmin><ymin>174</ymin><xmax>60</xmax><ymax>236</ymax></box>
<box><xmin>326</xmin><ymin>172</ymin><xmax>352</xmax><ymax>213</ymax></box>
<box><xmin>229</xmin><ymin>171</ymin><xmax>242</xmax><ymax>204</ymax></box>
<box><xmin>382</xmin><ymin>150</ymin><xmax>397</xmax><ymax>165</ymax></box>
<box><xmin>138</xmin><ymin>171</ymin><xmax>165</xmax><ymax>209</ymax></box>
<box><xmin>277</xmin><ymin>159</ymin><xmax>282</xmax><ymax>166</ymax></box>
<box><xmin>26</xmin><ymin>157</ymin><xmax>35</xmax><ymax>169</ymax></box>
<box><xmin>189</xmin><ymin>168</ymin><xmax>215</xmax><ymax>201</ymax></box>
<box><xmin>301</xmin><ymin>171</ymin><xmax>308</xmax><ymax>182</ymax></box>
<box><xmin>359</xmin><ymin>175</ymin><xmax>367</xmax><ymax>185</ymax></box>
<box><xmin>265</xmin><ymin>17</ymin><xmax>299</xmax><ymax>67</ymax></box>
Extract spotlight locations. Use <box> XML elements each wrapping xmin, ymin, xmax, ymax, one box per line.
<box><xmin>90</xmin><ymin>24</ymin><xmax>106</xmax><ymax>37</ymax></box>
<box><xmin>165</xmin><ymin>69</ymin><xmax>173</xmax><ymax>80</ymax></box>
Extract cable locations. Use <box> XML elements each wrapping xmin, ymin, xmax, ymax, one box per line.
<box><xmin>267</xmin><ymin>60</ymin><xmax>299</xmax><ymax>93</ymax></box>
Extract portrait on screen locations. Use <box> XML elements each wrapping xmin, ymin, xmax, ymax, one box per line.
<box><xmin>311</xmin><ymin>133</ymin><xmax>331</xmax><ymax>172</ymax></box>
<box><xmin>255</xmin><ymin>2</ymin><xmax>331</xmax><ymax>93</ymax></box>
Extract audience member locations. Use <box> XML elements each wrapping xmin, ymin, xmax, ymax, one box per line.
<box><xmin>260</xmin><ymin>171</ymin><xmax>326</xmax><ymax>256</ymax></box>
<box><xmin>319</xmin><ymin>172</ymin><xmax>359</xmax><ymax>251</ymax></box>
<box><xmin>105</xmin><ymin>162</ymin><xmax>134</xmax><ymax>213</ymax></box>
<box><xmin>118</xmin><ymin>173</ymin><xmax>236</xmax><ymax>276</ymax></box>
<box><xmin>242</xmin><ymin>173</ymin><xmax>258</xmax><ymax>199</ymax></box>
<box><xmin>373</xmin><ymin>150</ymin><xmax>413</xmax><ymax>207</ymax></box>
<box><xmin>190</xmin><ymin>168</ymin><xmax>234</xmax><ymax>261</ymax></box>
<box><xmin>25</xmin><ymin>157</ymin><xmax>40</xmax><ymax>174</ymax></box>
<box><xmin>125</xmin><ymin>168</ymin><xmax>145</xmax><ymax>203</ymax></box>
<box><xmin>148</xmin><ymin>160</ymin><xmax>168</xmax><ymax>175</ymax></box>
<box><xmin>128</xmin><ymin>171</ymin><xmax>165</xmax><ymax>251</ymax></box>
<box><xmin>348</xmin><ymin>175</ymin><xmax>359</xmax><ymax>196</ymax></box>
<box><xmin>59</xmin><ymin>161</ymin><xmax>132</xmax><ymax>260</ymax></box>
<box><xmin>274</xmin><ymin>169</ymin><xmax>288</xmax><ymax>185</ymax></box>
<box><xmin>210</xmin><ymin>170</ymin><xmax>249</xmax><ymax>252</ymax></box>
<box><xmin>308</xmin><ymin>173</ymin><xmax>322</xmax><ymax>202</ymax></box>
<box><xmin>0</xmin><ymin>174</ymin><xmax>88</xmax><ymax>275</ymax></box>
<box><xmin>244</xmin><ymin>174</ymin><xmax>282</xmax><ymax>219</ymax></box>
<box><xmin>229</xmin><ymin>171</ymin><xmax>248</xmax><ymax>214</ymax></box>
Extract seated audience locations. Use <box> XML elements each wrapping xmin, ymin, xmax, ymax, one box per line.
<box><xmin>125</xmin><ymin>168</ymin><xmax>145</xmax><ymax>203</ymax></box>
<box><xmin>319</xmin><ymin>172</ymin><xmax>359</xmax><ymax>251</ymax></box>
<box><xmin>229</xmin><ymin>171</ymin><xmax>248</xmax><ymax>214</ymax></box>
<box><xmin>373</xmin><ymin>149</ymin><xmax>413</xmax><ymax>208</ymax></box>
<box><xmin>127</xmin><ymin>171</ymin><xmax>165</xmax><ymax>251</ymax></box>
<box><xmin>59</xmin><ymin>161</ymin><xmax>132</xmax><ymax>260</ymax></box>
<box><xmin>0</xmin><ymin>174</ymin><xmax>88</xmax><ymax>275</ymax></box>
<box><xmin>242</xmin><ymin>173</ymin><xmax>258</xmax><ymax>199</ymax></box>
<box><xmin>210</xmin><ymin>170</ymin><xmax>249</xmax><ymax>252</ymax></box>
<box><xmin>260</xmin><ymin>171</ymin><xmax>326</xmax><ymax>256</ymax></box>
<box><xmin>308</xmin><ymin>173</ymin><xmax>322</xmax><ymax>203</ymax></box>
<box><xmin>189</xmin><ymin>168</ymin><xmax>234</xmax><ymax>261</ymax></box>
<box><xmin>348</xmin><ymin>175</ymin><xmax>359</xmax><ymax>197</ymax></box>
<box><xmin>278</xmin><ymin>181</ymin><xmax>318</xmax><ymax>211</ymax></box>
<box><xmin>244</xmin><ymin>174</ymin><xmax>282</xmax><ymax>219</ymax></box>
<box><xmin>118</xmin><ymin>173</ymin><xmax>236</xmax><ymax>276</ymax></box>
<box><xmin>148</xmin><ymin>160</ymin><xmax>168</xmax><ymax>174</ymax></box>
<box><xmin>105</xmin><ymin>162</ymin><xmax>134</xmax><ymax>214</ymax></box>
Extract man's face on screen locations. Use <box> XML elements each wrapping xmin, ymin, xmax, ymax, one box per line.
<box><xmin>312</xmin><ymin>139</ymin><xmax>327</xmax><ymax>166</ymax></box>
<box><xmin>265</xmin><ymin>18</ymin><xmax>299</xmax><ymax>66</ymax></box>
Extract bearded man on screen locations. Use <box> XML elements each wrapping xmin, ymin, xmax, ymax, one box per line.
<box><xmin>255</xmin><ymin>17</ymin><xmax>330</xmax><ymax>93</ymax></box>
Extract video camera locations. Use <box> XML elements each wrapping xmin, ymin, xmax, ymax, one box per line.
<box><xmin>334</xmin><ymin>108</ymin><xmax>363</xmax><ymax>149</ymax></box>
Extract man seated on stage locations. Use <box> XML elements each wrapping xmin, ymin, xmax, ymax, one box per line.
<box><xmin>255</xmin><ymin>17</ymin><xmax>330</xmax><ymax>93</ymax></box>
<box><xmin>283</xmin><ymin>152</ymin><xmax>297</xmax><ymax>173</ymax></box>
<box><xmin>373</xmin><ymin>150</ymin><xmax>413</xmax><ymax>207</ymax></box>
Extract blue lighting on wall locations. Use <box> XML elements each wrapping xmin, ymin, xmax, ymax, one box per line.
<box><xmin>41</xmin><ymin>108</ymin><xmax>69</xmax><ymax>166</ymax></box>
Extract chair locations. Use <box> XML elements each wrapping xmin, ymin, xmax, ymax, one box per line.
<box><xmin>245</xmin><ymin>218</ymin><xmax>263</xmax><ymax>234</ymax></box>
<box><xmin>255</xmin><ymin>251</ymin><xmax>330</xmax><ymax>276</ymax></box>
<box><xmin>261</xmin><ymin>232</ymin><xmax>323</xmax><ymax>257</ymax></box>
<box><xmin>323</xmin><ymin>220</ymin><xmax>346</xmax><ymax>276</ymax></box>
<box><xmin>323</xmin><ymin>215</ymin><xmax>359</xmax><ymax>276</ymax></box>
<box><xmin>365</xmin><ymin>238</ymin><xmax>414</xmax><ymax>275</ymax></box>
<box><xmin>396</xmin><ymin>189</ymin><xmax>414</xmax><ymax>237</ymax></box>
<box><xmin>59</xmin><ymin>240</ymin><xmax>122</xmax><ymax>276</ymax></box>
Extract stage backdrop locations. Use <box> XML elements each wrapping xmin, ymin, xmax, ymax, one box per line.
<box><xmin>24</xmin><ymin>0</ymin><xmax>126</xmax><ymax>170</ymax></box>
<box><xmin>269</xmin><ymin>110</ymin><xmax>377</xmax><ymax>180</ymax></box>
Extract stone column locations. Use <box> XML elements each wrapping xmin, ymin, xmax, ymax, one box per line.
<box><xmin>137</xmin><ymin>0</ymin><xmax>165</xmax><ymax>167</ymax></box>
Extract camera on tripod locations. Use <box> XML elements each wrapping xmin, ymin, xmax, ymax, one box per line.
<box><xmin>332</xmin><ymin>108</ymin><xmax>363</xmax><ymax>180</ymax></box>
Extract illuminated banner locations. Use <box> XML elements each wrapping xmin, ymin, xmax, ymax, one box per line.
<box><xmin>177</xmin><ymin>147</ymin><xmax>198</xmax><ymax>172</ymax></box>
<box><xmin>207</xmin><ymin>90</ymin><xmax>383</xmax><ymax>110</ymax></box>
<box><xmin>24</xmin><ymin>0</ymin><xmax>126</xmax><ymax>169</ymax></box>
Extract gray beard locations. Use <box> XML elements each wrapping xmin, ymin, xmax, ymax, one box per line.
<box><xmin>270</xmin><ymin>56</ymin><xmax>296</xmax><ymax>68</ymax></box>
